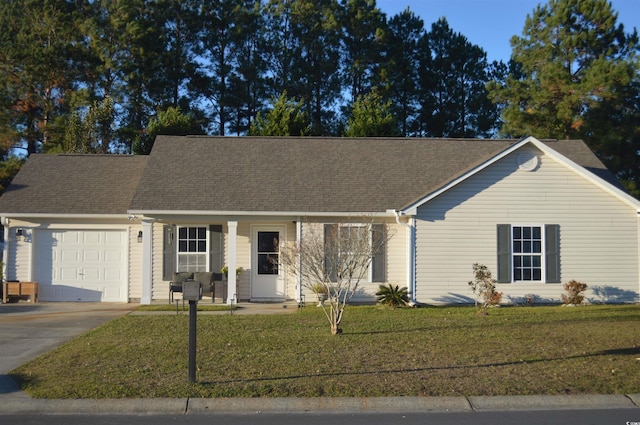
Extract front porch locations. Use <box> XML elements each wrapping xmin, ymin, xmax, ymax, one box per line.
<box><xmin>137</xmin><ymin>218</ymin><xmax>301</xmax><ymax>305</ymax></box>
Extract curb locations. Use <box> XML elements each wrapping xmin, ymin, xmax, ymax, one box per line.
<box><xmin>0</xmin><ymin>395</ymin><xmax>638</xmax><ymax>415</ymax></box>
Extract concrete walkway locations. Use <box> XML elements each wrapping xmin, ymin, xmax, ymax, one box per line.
<box><xmin>0</xmin><ymin>301</ymin><xmax>639</xmax><ymax>415</ymax></box>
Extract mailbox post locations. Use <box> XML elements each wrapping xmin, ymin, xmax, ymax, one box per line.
<box><xmin>182</xmin><ymin>280</ymin><xmax>202</xmax><ymax>382</ymax></box>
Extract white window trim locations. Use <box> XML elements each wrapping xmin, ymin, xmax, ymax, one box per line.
<box><xmin>511</xmin><ymin>224</ymin><xmax>546</xmax><ymax>283</ymax></box>
<box><xmin>338</xmin><ymin>223</ymin><xmax>374</xmax><ymax>282</ymax></box>
<box><xmin>176</xmin><ymin>225</ymin><xmax>210</xmax><ymax>272</ymax></box>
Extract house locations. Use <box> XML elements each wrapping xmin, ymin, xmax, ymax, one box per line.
<box><xmin>0</xmin><ymin>136</ymin><xmax>638</xmax><ymax>305</ymax></box>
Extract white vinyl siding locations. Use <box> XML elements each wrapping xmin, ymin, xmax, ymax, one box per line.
<box><xmin>415</xmin><ymin>147</ymin><xmax>639</xmax><ymax>304</ymax></box>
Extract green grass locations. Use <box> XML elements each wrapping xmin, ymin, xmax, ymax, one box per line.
<box><xmin>135</xmin><ymin>304</ymin><xmax>236</xmax><ymax>312</ymax></box>
<box><xmin>11</xmin><ymin>304</ymin><xmax>640</xmax><ymax>399</ymax></box>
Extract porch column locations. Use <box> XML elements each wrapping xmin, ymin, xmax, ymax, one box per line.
<box><xmin>227</xmin><ymin>220</ymin><xmax>238</xmax><ymax>305</ymax></box>
<box><xmin>296</xmin><ymin>219</ymin><xmax>302</xmax><ymax>302</ymax></box>
<box><xmin>407</xmin><ymin>216</ymin><xmax>417</xmax><ymax>305</ymax></box>
<box><xmin>140</xmin><ymin>218</ymin><xmax>154</xmax><ymax>305</ymax></box>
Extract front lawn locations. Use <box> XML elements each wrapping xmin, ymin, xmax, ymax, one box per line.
<box><xmin>11</xmin><ymin>304</ymin><xmax>640</xmax><ymax>398</ymax></box>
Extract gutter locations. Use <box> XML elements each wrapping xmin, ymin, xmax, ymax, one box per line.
<box><xmin>127</xmin><ymin>210</ymin><xmax>394</xmax><ymax>218</ymax></box>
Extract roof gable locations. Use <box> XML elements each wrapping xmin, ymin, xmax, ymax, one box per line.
<box><xmin>401</xmin><ymin>137</ymin><xmax>639</xmax><ymax>214</ymax></box>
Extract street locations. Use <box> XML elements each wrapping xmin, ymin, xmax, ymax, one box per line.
<box><xmin>2</xmin><ymin>408</ymin><xmax>639</xmax><ymax>425</ymax></box>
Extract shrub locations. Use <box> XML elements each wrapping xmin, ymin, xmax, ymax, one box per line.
<box><xmin>468</xmin><ymin>263</ymin><xmax>503</xmax><ymax>315</ymax></box>
<box><xmin>524</xmin><ymin>293</ymin><xmax>537</xmax><ymax>306</ymax></box>
<box><xmin>375</xmin><ymin>284</ymin><xmax>409</xmax><ymax>308</ymax></box>
<box><xmin>561</xmin><ymin>280</ymin><xmax>588</xmax><ymax>305</ymax></box>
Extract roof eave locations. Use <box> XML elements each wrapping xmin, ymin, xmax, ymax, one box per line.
<box><xmin>0</xmin><ymin>213</ymin><xmax>131</xmax><ymax>220</ymax></box>
<box><xmin>128</xmin><ymin>209</ymin><xmax>396</xmax><ymax>218</ymax></box>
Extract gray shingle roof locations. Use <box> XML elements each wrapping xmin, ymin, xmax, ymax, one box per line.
<box><xmin>128</xmin><ymin>136</ymin><xmax>612</xmax><ymax>214</ymax></box>
<box><xmin>0</xmin><ymin>154</ymin><xmax>148</xmax><ymax>215</ymax></box>
<box><xmin>0</xmin><ymin>137</ymin><xmax>614</xmax><ymax>217</ymax></box>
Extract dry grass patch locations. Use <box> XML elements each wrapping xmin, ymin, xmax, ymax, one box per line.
<box><xmin>11</xmin><ymin>304</ymin><xmax>640</xmax><ymax>398</ymax></box>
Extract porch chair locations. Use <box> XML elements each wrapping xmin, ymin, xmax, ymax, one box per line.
<box><xmin>169</xmin><ymin>272</ymin><xmax>193</xmax><ymax>303</ymax></box>
<box><xmin>193</xmin><ymin>271</ymin><xmax>219</xmax><ymax>303</ymax></box>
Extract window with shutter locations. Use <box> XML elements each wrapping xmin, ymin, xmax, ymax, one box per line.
<box><xmin>497</xmin><ymin>224</ymin><xmax>560</xmax><ymax>283</ymax></box>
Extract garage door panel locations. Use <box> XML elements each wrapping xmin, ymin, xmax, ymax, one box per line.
<box><xmin>83</xmin><ymin>250</ymin><xmax>101</xmax><ymax>262</ymax></box>
<box><xmin>104</xmin><ymin>232</ymin><xmax>124</xmax><ymax>244</ymax></box>
<box><xmin>60</xmin><ymin>249</ymin><xmax>80</xmax><ymax>262</ymax></box>
<box><xmin>83</xmin><ymin>232</ymin><xmax>102</xmax><ymax>243</ymax></box>
<box><xmin>60</xmin><ymin>267</ymin><xmax>79</xmax><ymax>280</ymax></box>
<box><xmin>35</xmin><ymin>230</ymin><xmax>127</xmax><ymax>302</ymax></box>
<box><xmin>104</xmin><ymin>268</ymin><xmax>122</xmax><ymax>280</ymax></box>
<box><xmin>83</xmin><ymin>268</ymin><xmax>101</xmax><ymax>280</ymax></box>
<box><xmin>104</xmin><ymin>250</ymin><xmax>123</xmax><ymax>262</ymax></box>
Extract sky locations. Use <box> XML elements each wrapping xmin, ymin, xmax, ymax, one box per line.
<box><xmin>374</xmin><ymin>0</ymin><xmax>640</xmax><ymax>63</ymax></box>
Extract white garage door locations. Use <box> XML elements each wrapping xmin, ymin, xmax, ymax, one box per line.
<box><xmin>34</xmin><ymin>230</ymin><xmax>127</xmax><ymax>302</ymax></box>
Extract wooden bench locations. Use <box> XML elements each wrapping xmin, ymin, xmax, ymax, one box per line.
<box><xmin>2</xmin><ymin>281</ymin><xmax>39</xmax><ymax>303</ymax></box>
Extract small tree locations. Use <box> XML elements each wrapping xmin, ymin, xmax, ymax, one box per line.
<box><xmin>343</xmin><ymin>89</ymin><xmax>401</xmax><ymax>137</ymax></box>
<box><xmin>280</xmin><ymin>221</ymin><xmax>391</xmax><ymax>334</ymax></box>
<box><xmin>134</xmin><ymin>106</ymin><xmax>204</xmax><ymax>154</ymax></box>
<box><xmin>249</xmin><ymin>92</ymin><xmax>310</xmax><ymax>136</ymax></box>
<box><xmin>468</xmin><ymin>263</ymin><xmax>502</xmax><ymax>315</ymax></box>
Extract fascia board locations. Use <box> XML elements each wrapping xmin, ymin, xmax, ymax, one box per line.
<box><xmin>127</xmin><ymin>210</ymin><xmax>396</xmax><ymax>218</ymax></box>
<box><xmin>0</xmin><ymin>213</ymin><xmax>130</xmax><ymax>220</ymax></box>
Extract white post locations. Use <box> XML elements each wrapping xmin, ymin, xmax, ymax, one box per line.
<box><xmin>140</xmin><ymin>219</ymin><xmax>153</xmax><ymax>305</ymax></box>
<box><xmin>407</xmin><ymin>216</ymin><xmax>417</xmax><ymax>305</ymax></box>
<box><xmin>227</xmin><ymin>221</ymin><xmax>238</xmax><ymax>305</ymax></box>
<box><xmin>296</xmin><ymin>219</ymin><xmax>302</xmax><ymax>302</ymax></box>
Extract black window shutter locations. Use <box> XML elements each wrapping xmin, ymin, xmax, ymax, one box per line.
<box><xmin>324</xmin><ymin>224</ymin><xmax>338</xmax><ymax>282</ymax></box>
<box><xmin>371</xmin><ymin>224</ymin><xmax>386</xmax><ymax>282</ymax></box>
<box><xmin>496</xmin><ymin>224</ymin><xmax>511</xmax><ymax>283</ymax></box>
<box><xmin>545</xmin><ymin>224</ymin><xmax>560</xmax><ymax>283</ymax></box>
<box><xmin>162</xmin><ymin>224</ymin><xmax>176</xmax><ymax>281</ymax></box>
<box><xmin>209</xmin><ymin>225</ymin><xmax>223</xmax><ymax>278</ymax></box>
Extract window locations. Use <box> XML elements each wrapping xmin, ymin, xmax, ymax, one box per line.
<box><xmin>324</xmin><ymin>223</ymin><xmax>386</xmax><ymax>282</ymax></box>
<box><xmin>177</xmin><ymin>226</ymin><xmax>208</xmax><ymax>272</ymax></box>
<box><xmin>257</xmin><ymin>231</ymin><xmax>279</xmax><ymax>275</ymax></box>
<box><xmin>512</xmin><ymin>226</ymin><xmax>542</xmax><ymax>281</ymax></box>
<box><xmin>497</xmin><ymin>224</ymin><xmax>560</xmax><ymax>284</ymax></box>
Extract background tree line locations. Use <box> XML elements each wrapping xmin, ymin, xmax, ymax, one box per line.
<box><xmin>0</xmin><ymin>0</ymin><xmax>639</xmax><ymax>195</ymax></box>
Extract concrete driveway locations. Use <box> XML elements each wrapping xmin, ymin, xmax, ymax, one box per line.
<box><xmin>0</xmin><ymin>302</ymin><xmax>135</xmax><ymax>396</ymax></box>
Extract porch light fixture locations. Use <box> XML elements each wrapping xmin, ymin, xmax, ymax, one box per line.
<box><xmin>137</xmin><ymin>230</ymin><xmax>143</xmax><ymax>243</ymax></box>
<box><xmin>15</xmin><ymin>228</ymin><xmax>23</xmax><ymax>241</ymax></box>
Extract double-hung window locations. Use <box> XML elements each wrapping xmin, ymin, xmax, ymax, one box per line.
<box><xmin>512</xmin><ymin>226</ymin><xmax>542</xmax><ymax>281</ymax></box>
<box><xmin>324</xmin><ymin>223</ymin><xmax>386</xmax><ymax>282</ymax></box>
<box><xmin>177</xmin><ymin>226</ymin><xmax>208</xmax><ymax>272</ymax></box>
<box><xmin>497</xmin><ymin>224</ymin><xmax>560</xmax><ymax>284</ymax></box>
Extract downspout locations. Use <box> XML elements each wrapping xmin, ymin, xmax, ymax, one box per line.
<box><xmin>394</xmin><ymin>211</ymin><xmax>416</xmax><ymax>306</ymax></box>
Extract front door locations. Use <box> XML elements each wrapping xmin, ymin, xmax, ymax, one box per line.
<box><xmin>251</xmin><ymin>226</ymin><xmax>285</xmax><ymax>300</ymax></box>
